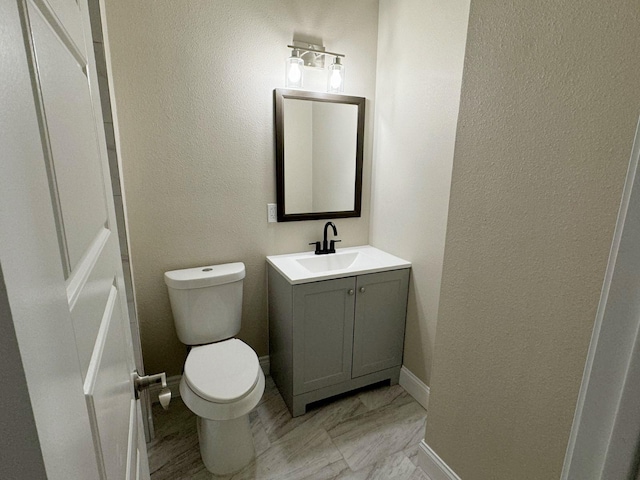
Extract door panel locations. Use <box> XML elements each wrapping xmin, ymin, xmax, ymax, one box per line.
<box><xmin>136</xmin><ymin>401</ymin><xmax>151</xmax><ymax>480</ymax></box>
<box><xmin>352</xmin><ymin>270</ymin><xmax>410</xmax><ymax>378</ymax></box>
<box><xmin>126</xmin><ymin>399</ymin><xmax>138</xmax><ymax>480</ymax></box>
<box><xmin>1</xmin><ymin>0</ymin><xmax>103</xmax><ymax>476</ymax></box>
<box><xmin>69</xmin><ymin>229</ymin><xmax>117</xmax><ymax>380</ymax></box>
<box><xmin>293</xmin><ymin>277</ymin><xmax>355</xmax><ymax>394</ymax></box>
<box><xmin>37</xmin><ymin>0</ymin><xmax>86</xmax><ymax>55</ymax></box>
<box><xmin>29</xmin><ymin>3</ymin><xmax>109</xmax><ymax>272</ymax></box>
<box><xmin>84</xmin><ymin>286</ymin><xmax>133</xmax><ymax>479</ymax></box>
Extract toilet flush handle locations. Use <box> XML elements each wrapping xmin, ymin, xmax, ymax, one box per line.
<box><xmin>133</xmin><ymin>371</ymin><xmax>172</xmax><ymax>410</ymax></box>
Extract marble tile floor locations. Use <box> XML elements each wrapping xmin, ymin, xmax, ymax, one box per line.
<box><xmin>148</xmin><ymin>376</ymin><xmax>429</xmax><ymax>480</ymax></box>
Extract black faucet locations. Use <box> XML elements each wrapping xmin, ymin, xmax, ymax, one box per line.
<box><xmin>309</xmin><ymin>221</ymin><xmax>341</xmax><ymax>255</ymax></box>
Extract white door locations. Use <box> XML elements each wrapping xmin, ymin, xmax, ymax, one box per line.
<box><xmin>0</xmin><ymin>0</ymin><xmax>151</xmax><ymax>478</ymax></box>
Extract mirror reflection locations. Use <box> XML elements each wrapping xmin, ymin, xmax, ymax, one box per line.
<box><xmin>283</xmin><ymin>99</ymin><xmax>357</xmax><ymax>214</ymax></box>
<box><xmin>275</xmin><ymin>89</ymin><xmax>365</xmax><ymax>222</ymax></box>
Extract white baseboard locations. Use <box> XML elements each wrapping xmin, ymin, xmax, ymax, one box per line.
<box><xmin>399</xmin><ymin>365</ymin><xmax>430</xmax><ymax>410</ymax></box>
<box><xmin>418</xmin><ymin>440</ymin><xmax>461</xmax><ymax>480</ymax></box>
<box><xmin>148</xmin><ymin>355</ymin><xmax>270</xmax><ymax>404</ymax></box>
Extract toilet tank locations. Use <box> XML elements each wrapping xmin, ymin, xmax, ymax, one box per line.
<box><xmin>164</xmin><ymin>262</ymin><xmax>245</xmax><ymax>345</ymax></box>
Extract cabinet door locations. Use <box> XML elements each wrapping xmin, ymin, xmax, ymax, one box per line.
<box><xmin>293</xmin><ymin>277</ymin><xmax>356</xmax><ymax>394</ymax></box>
<box><xmin>352</xmin><ymin>269</ymin><xmax>410</xmax><ymax>378</ymax></box>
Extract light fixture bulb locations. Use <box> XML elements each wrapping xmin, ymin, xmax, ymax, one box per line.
<box><xmin>288</xmin><ymin>64</ymin><xmax>302</xmax><ymax>83</ymax></box>
<box><xmin>330</xmin><ymin>70</ymin><xmax>342</xmax><ymax>89</ymax></box>
<box><xmin>285</xmin><ymin>49</ymin><xmax>304</xmax><ymax>88</ymax></box>
<box><xmin>327</xmin><ymin>57</ymin><xmax>344</xmax><ymax>93</ymax></box>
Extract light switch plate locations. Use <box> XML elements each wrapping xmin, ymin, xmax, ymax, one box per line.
<box><xmin>267</xmin><ymin>203</ymin><xmax>277</xmax><ymax>223</ymax></box>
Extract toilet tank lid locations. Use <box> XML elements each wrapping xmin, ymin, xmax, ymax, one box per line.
<box><xmin>164</xmin><ymin>262</ymin><xmax>245</xmax><ymax>290</ymax></box>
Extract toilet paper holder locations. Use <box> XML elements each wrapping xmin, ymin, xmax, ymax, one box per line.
<box><xmin>133</xmin><ymin>371</ymin><xmax>171</xmax><ymax>410</ymax></box>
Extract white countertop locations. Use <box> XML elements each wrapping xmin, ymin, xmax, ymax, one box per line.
<box><xmin>266</xmin><ymin>245</ymin><xmax>411</xmax><ymax>285</ymax></box>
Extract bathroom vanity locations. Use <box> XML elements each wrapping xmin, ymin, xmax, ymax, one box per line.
<box><xmin>267</xmin><ymin>246</ymin><xmax>410</xmax><ymax>416</ymax></box>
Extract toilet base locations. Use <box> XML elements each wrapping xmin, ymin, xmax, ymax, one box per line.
<box><xmin>197</xmin><ymin>414</ymin><xmax>255</xmax><ymax>475</ymax></box>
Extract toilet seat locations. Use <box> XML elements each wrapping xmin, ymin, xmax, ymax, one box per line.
<box><xmin>180</xmin><ymin>363</ymin><xmax>265</xmax><ymax>422</ymax></box>
<box><xmin>184</xmin><ymin>339</ymin><xmax>260</xmax><ymax>404</ymax></box>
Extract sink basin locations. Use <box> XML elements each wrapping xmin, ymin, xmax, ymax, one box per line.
<box><xmin>267</xmin><ymin>245</ymin><xmax>411</xmax><ymax>285</ymax></box>
<box><xmin>296</xmin><ymin>252</ymin><xmax>359</xmax><ymax>273</ymax></box>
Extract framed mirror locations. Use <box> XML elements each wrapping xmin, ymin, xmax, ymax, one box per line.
<box><xmin>274</xmin><ymin>88</ymin><xmax>365</xmax><ymax>222</ymax></box>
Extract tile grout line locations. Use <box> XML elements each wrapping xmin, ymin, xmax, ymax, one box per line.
<box><xmin>323</xmin><ymin>425</ymin><xmax>352</xmax><ymax>477</ymax></box>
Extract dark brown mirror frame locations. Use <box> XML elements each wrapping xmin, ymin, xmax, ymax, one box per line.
<box><xmin>274</xmin><ymin>88</ymin><xmax>365</xmax><ymax>222</ymax></box>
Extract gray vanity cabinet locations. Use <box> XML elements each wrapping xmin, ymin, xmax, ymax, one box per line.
<box><xmin>268</xmin><ymin>265</ymin><xmax>410</xmax><ymax>417</ymax></box>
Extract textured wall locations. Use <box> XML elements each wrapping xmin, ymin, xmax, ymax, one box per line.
<box><xmin>425</xmin><ymin>1</ymin><xmax>640</xmax><ymax>479</ymax></box>
<box><xmin>102</xmin><ymin>0</ymin><xmax>379</xmax><ymax>376</ymax></box>
<box><xmin>370</xmin><ymin>0</ymin><xmax>470</xmax><ymax>385</ymax></box>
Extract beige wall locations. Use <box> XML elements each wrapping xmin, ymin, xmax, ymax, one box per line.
<box><xmin>102</xmin><ymin>0</ymin><xmax>379</xmax><ymax>376</ymax></box>
<box><xmin>425</xmin><ymin>1</ymin><xmax>640</xmax><ymax>479</ymax></box>
<box><xmin>370</xmin><ymin>0</ymin><xmax>471</xmax><ymax>385</ymax></box>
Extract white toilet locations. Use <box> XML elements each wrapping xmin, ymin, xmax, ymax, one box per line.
<box><xmin>164</xmin><ymin>262</ymin><xmax>265</xmax><ymax>475</ymax></box>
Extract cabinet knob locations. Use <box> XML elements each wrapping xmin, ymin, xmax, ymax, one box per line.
<box><xmin>359</xmin><ymin>287</ymin><xmax>366</xmax><ymax>293</ymax></box>
<box><xmin>348</xmin><ymin>289</ymin><xmax>355</xmax><ymax>296</ymax></box>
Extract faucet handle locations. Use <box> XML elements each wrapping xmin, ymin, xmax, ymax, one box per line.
<box><xmin>309</xmin><ymin>241</ymin><xmax>321</xmax><ymax>254</ymax></box>
<box><xmin>329</xmin><ymin>239</ymin><xmax>341</xmax><ymax>253</ymax></box>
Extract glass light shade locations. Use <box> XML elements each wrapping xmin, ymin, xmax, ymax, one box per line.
<box><xmin>327</xmin><ymin>58</ymin><xmax>345</xmax><ymax>93</ymax></box>
<box><xmin>285</xmin><ymin>52</ymin><xmax>304</xmax><ymax>88</ymax></box>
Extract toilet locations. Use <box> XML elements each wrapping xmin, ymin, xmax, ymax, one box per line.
<box><xmin>164</xmin><ymin>262</ymin><xmax>265</xmax><ymax>475</ymax></box>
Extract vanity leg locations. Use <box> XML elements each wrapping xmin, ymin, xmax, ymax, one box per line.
<box><xmin>389</xmin><ymin>370</ymin><xmax>400</xmax><ymax>386</ymax></box>
<box><xmin>291</xmin><ymin>398</ymin><xmax>306</xmax><ymax>417</ymax></box>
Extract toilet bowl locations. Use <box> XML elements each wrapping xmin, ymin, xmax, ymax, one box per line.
<box><xmin>179</xmin><ymin>339</ymin><xmax>265</xmax><ymax>474</ymax></box>
<box><xmin>164</xmin><ymin>263</ymin><xmax>263</xmax><ymax>475</ymax></box>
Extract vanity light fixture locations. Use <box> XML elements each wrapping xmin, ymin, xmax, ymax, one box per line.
<box><xmin>286</xmin><ymin>43</ymin><xmax>345</xmax><ymax>92</ymax></box>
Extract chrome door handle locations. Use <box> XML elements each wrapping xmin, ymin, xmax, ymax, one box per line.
<box><xmin>348</xmin><ymin>289</ymin><xmax>355</xmax><ymax>295</ymax></box>
<box><xmin>359</xmin><ymin>287</ymin><xmax>366</xmax><ymax>293</ymax></box>
<box><xmin>133</xmin><ymin>371</ymin><xmax>171</xmax><ymax>410</ymax></box>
